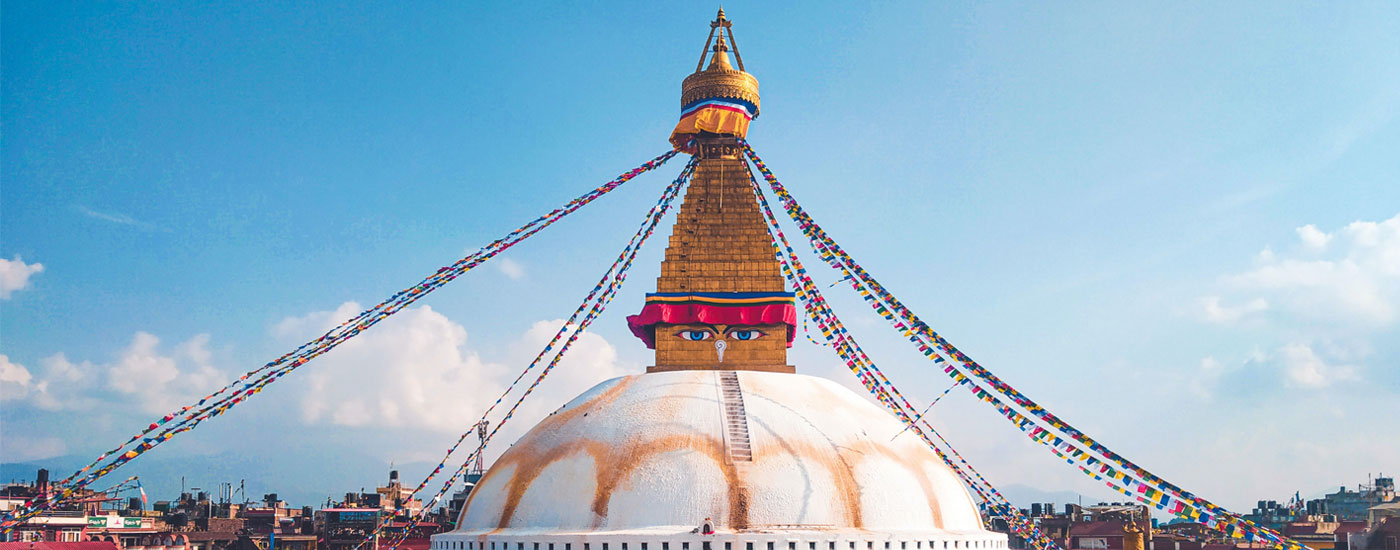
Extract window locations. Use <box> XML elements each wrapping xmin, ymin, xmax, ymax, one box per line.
<box><xmin>789</xmin><ymin>543</ymin><xmax>796</xmax><ymax>550</ymax></box>
<box><xmin>748</xmin><ymin>543</ymin><xmax>753</xmax><ymax>550</ymax></box>
<box><xmin>831</xmin><ymin>543</ymin><xmax>836</xmax><ymax>550</ymax></box>
<box><xmin>769</xmin><ymin>542</ymin><xmax>775</xmax><ymax>550</ymax></box>
<box><xmin>664</xmin><ymin>543</ymin><xmax>670</xmax><ymax>550</ymax></box>
<box><xmin>536</xmin><ymin>545</ymin><xmax>541</xmax><ymax>550</ymax></box>
<box><xmin>726</xmin><ymin>543</ymin><xmax>732</xmax><ymax>550</ymax></box>
<box><xmin>520</xmin><ymin>544</ymin><xmax>525</xmax><ymax>550</ymax></box>
<box><xmin>684</xmin><ymin>543</ymin><xmax>690</xmax><ymax>550</ymax></box>
<box><xmin>902</xmin><ymin>544</ymin><xmax>907</xmax><ymax>550</ymax></box>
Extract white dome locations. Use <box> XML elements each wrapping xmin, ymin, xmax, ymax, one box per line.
<box><xmin>451</xmin><ymin>370</ymin><xmax>991</xmax><ymax>537</ymax></box>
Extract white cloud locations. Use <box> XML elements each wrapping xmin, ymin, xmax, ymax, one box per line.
<box><xmin>1296</xmin><ymin>224</ymin><xmax>1331</xmax><ymax>250</ymax></box>
<box><xmin>277</xmin><ymin>302</ymin><xmax>628</xmax><ymax>434</ymax></box>
<box><xmin>279</xmin><ymin>302</ymin><xmax>505</xmax><ymax>430</ymax></box>
<box><xmin>1275</xmin><ymin>342</ymin><xmax>1358</xmax><ymax>389</ymax></box>
<box><xmin>105</xmin><ymin>332</ymin><xmax>227</xmax><ymax>413</ymax></box>
<box><xmin>1199</xmin><ymin>296</ymin><xmax>1268</xmax><ymax>324</ymax></box>
<box><xmin>6</xmin><ymin>302</ymin><xmax>632</xmax><ymax>463</ymax></box>
<box><xmin>1190</xmin><ymin>356</ymin><xmax>1222</xmax><ymax>398</ymax></box>
<box><xmin>1220</xmin><ymin>213</ymin><xmax>1400</xmax><ymax>327</ymax></box>
<box><xmin>496</xmin><ymin>258</ymin><xmax>526</xmax><ymax>280</ymax></box>
<box><xmin>26</xmin><ymin>353</ymin><xmax>98</xmax><ymax>411</ymax></box>
<box><xmin>1192</xmin><ymin>341</ymin><xmax>1360</xmax><ymax>400</ymax></box>
<box><xmin>6</xmin><ymin>335</ymin><xmax>227</xmax><ymax>414</ymax></box>
<box><xmin>0</xmin><ymin>255</ymin><xmax>44</xmax><ymax>299</ymax></box>
<box><xmin>1</xmin><ymin>354</ymin><xmax>35</xmax><ymax>400</ymax></box>
<box><xmin>507</xmin><ymin>319</ymin><xmax>632</xmax><ymax>421</ymax></box>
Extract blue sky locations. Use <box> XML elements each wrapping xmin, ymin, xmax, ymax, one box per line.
<box><xmin>3</xmin><ymin>2</ymin><xmax>1398</xmax><ymax>511</ymax></box>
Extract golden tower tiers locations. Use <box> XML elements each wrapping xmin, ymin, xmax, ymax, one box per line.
<box><xmin>631</xmin><ymin>9</ymin><xmax>794</xmax><ymax>374</ymax></box>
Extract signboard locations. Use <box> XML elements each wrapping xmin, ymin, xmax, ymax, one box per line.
<box><xmin>85</xmin><ymin>516</ymin><xmax>150</xmax><ymax>529</ymax></box>
<box><xmin>337</xmin><ymin>511</ymin><xmax>378</xmax><ymax>523</ymax></box>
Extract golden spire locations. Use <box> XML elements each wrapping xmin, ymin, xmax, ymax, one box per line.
<box><xmin>633</xmin><ymin>9</ymin><xmax>793</xmax><ymax>374</ymax></box>
<box><xmin>681</xmin><ymin>8</ymin><xmax>760</xmax><ymax>117</ymax></box>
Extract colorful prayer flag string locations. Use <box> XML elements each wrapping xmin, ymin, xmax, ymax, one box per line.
<box><xmin>1</xmin><ymin>150</ymin><xmax>681</xmax><ymax>534</ymax></box>
<box><xmin>738</xmin><ymin>140</ymin><xmax>1304</xmax><ymax>550</ymax></box>
<box><xmin>744</xmin><ymin>165</ymin><xmax>1060</xmax><ymax>550</ymax></box>
<box><xmin>365</xmin><ymin>157</ymin><xmax>699</xmax><ymax>550</ymax></box>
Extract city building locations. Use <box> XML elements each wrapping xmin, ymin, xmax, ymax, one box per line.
<box><xmin>1346</xmin><ymin>517</ymin><xmax>1400</xmax><ymax>550</ymax></box>
<box><xmin>1245</xmin><ymin>477</ymin><xmax>1397</xmax><ymax>530</ymax></box>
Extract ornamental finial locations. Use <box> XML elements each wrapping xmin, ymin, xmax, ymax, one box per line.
<box><xmin>671</xmin><ymin>9</ymin><xmax>760</xmax><ymax>150</ymax></box>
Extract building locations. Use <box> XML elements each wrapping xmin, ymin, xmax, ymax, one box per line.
<box><xmin>1245</xmin><ymin>477</ymin><xmax>1397</xmax><ymax>530</ymax></box>
<box><xmin>1277</xmin><ymin>519</ymin><xmax>1367</xmax><ymax>550</ymax></box>
<box><xmin>375</xmin><ymin>472</ymin><xmax>422</xmax><ymax>518</ymax></box>
<box><xmin>1323</xmin><ymin>479</ymin><xmax>1396</xmax><ymax>523</ymax></box>
<box><xmin>317</xmin><ymin>508</ymin><xmax>382</xmax><ymax>550</ymax></box>
<box><xmin>1064</xmin><ymin>521</ymin><xmax>1144</xmax><ymax>550</ymax></box>
<box><xmin>1370</xmin><ymin>504</ymin><xmax>1400</xmax><ymax>528</ymax></box>
<box><xmin>431</xmin><ymin>10</ymin><xmax>1008</xmax><ymax>550</ymax></box>
<box><xmin>1347</xmin><ymin>517</ymin><xmax>1400</xmax><ymax>550</ymax></box>
<box><xmin>2</xmin><ymin>470</ymin><xmax>159</xmax><ymax>545</ymax></box>
<box><xmin>0</xmin><ymin>542</ymin><xmax>122</xmax><ymax>550</ymax></box>
<box><xmin>992</xmin><ymin>504</ymin><xmax>1150</xmax><ymax>550</ymax></box>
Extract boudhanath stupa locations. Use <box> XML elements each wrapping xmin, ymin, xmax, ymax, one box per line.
<box><xmin>430</xmin><ymin>11</ymin><xmax>1009</xmax><ymax>550</ymax></box>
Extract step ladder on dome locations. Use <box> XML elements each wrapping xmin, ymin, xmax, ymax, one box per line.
<box><xmin>718</xmin><ymin>370</ymin><xmax>753</xmax><ymax>463</ymax></box>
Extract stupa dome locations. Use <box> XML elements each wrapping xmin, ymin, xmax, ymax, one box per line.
<box><xmin>442</xmin><ymin>371</ymin><xmax>1003</xmax><ymax>547</ymax></box>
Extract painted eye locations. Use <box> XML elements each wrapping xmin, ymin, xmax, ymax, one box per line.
<box><xmin>726</xmin><ymin>329</ymin><xmax>765</xmax><ymax>341</ymax></box>
<box><xmin>676</xmin><ymin>330</ymin><xmax>714</xmax><ymax>341</ymax></box>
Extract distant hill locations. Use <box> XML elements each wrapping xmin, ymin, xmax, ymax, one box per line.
<box><xmin>996</xmin><ymin>484</ymin><xmax>1095</xmax><ymax>512</ymax></box>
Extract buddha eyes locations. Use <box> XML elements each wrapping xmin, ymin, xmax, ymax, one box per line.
<box><xmin>727</xmin><ymin>329</ymin><xmax>764</xmax><ymax>341</ymax></box>
<box><xmin>674</xmin><ymin>329</ymin><xmax>765</xmax><ymax>341</ymax></box>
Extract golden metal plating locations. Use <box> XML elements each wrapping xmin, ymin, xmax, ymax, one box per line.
<box><xmin>681</xmin><ymin>8</ymin><xmax>760</xmax><ymax>115</ymax></box>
